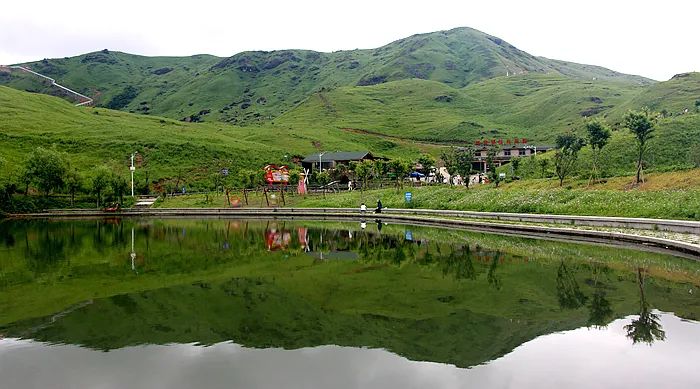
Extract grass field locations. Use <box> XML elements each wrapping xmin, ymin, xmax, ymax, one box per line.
<box><xmin>154</xmin><ymin>169</ymin><xmax>700</xmax><ymax>220</ymax></box>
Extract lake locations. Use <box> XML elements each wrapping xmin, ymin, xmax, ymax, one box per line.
<box><xmin>1</xmin><ymin>218</ymin><xmax>699</xmax><ymax>388</ymax></box>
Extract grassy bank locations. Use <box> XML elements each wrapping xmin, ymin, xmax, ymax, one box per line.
<box><xmin>155</xmin><ymin>170</ymin><xmax>700</xmax><ymax>220</ymax></box>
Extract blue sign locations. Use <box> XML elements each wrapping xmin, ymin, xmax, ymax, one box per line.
<box><xmin>404</xmin><ymin>192</ymin><xmax>412</xmax><ymax>202</ymax></box>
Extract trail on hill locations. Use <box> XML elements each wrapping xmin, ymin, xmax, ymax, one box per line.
<box><xmin>6</xmin><ymin>65</ymin><xmax>93</xmax><ymax>106</ymax></box>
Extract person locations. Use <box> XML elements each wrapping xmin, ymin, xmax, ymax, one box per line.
<box><xmin>360</xmin><ymin>202</ymin><xmax>367</xmax><ymax>215</ymax></box>
<box><xmin>375</xmin><ymin>199</ymin><xmax>383</xmax><ymax>214</ymax></box>
<box><xmin>348</xmin><ymin>180</ymin><xmax>353</xmax><ymax>191</ymax></box>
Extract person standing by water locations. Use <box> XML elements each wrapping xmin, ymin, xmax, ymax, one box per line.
<box><xmin>375</xmin><ymin>199</ymin><xmax>383</xmax><ymax>214</ymax></box>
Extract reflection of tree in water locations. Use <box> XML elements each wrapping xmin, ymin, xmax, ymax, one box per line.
<box><xmin>486</xmin><ymin>251</ymin><xmax>502</xmax><ymax>290</ymax></box>
<box><xmin>25</xmin><ymin>228</ymin><xmax>67</xmax><ymax>273</ymax></box>
<box><xmin>440</xmin><ymin>245</ymin><xmax>476</xmax><ymax>281</ymax></box>
<box><xmin>587</xmin><ymin>263</ymin><xmax>613</xmax><ymax>328</ymax></box>
<box><xmin>588</xmin><ymin>290</ymin><xmax>613</xmax><ymax>328</ymax></box>
<box><xmin>556</xmin><ymin>261</ymin><xmax>587</xmax><ymax>309</ymax></box>
<box><xmin>625</xmin><ymin>267</ymin><xmax>666</xmax><ymax>345</ymax></box>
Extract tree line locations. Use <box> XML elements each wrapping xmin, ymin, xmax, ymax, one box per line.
<box><xmin>0</xmin><ymin>147</ymin><xmax>129</xmax><ymax>209</ymax></box>
<box><xmin>440</xmin><ymin>108</ymin><xmax>660</xmax><ymax>188</ymax></box>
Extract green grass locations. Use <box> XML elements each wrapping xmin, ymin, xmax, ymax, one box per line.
<box><xmin>293</xmin><ymin>181</ymin><xmax>700</xmax><ymax>220</ymax></box>
<box><xmin>0</xmin><ymin>85</ymin><xmax>437</xmax><ymax>186</ymax></box>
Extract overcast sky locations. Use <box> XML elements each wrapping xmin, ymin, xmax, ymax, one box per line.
<box><xmin>1</xmin><ymin>0</ymin><xmax>697</xmax><ymax>81</ymax></box>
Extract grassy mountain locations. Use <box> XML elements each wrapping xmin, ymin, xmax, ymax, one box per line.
<box><xmin>0</xmin><ymin>85</ymin><xmax>435</xmax><ymax>184</ymax></box>
<box><xmin>1</xmin><ymin>27</ymin><xmax>698</xmax><ymax>183</ymax></box>
<box><xmin>278</xmin><ymin>74</ymin><xmax>644</xmax><ymax>142</ymax></box>
<box><xmin>0</xmin><ymin>27</ymin><xmax>653</xmax><ymax>126</ymax></box>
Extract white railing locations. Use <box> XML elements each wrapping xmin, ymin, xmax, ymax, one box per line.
<box><xmin>7</xmin><ymin>65</ymin><xmax>93</xmax><ymax>106</ymax></box>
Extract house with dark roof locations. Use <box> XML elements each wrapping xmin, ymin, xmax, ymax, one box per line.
<box><xmin>301</xmin><ymin>151</ymin><xmax>375</xmax><ymax>172</ymax></box>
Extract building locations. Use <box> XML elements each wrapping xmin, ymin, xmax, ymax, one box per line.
<box><xmin>301</xmin><ymin>151</ymin><xmax>376</xmax><ymax>172</ymax></box>
<box><xmin>470</xmin><ymin>139</ymin><xmax>554</xmax><ymax>171</ymax></box>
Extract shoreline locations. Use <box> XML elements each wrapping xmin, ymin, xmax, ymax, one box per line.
<box><xmin>8</xmin><ymin>207</ymin><xmax>700</xmax><ymax>260</ymax></box>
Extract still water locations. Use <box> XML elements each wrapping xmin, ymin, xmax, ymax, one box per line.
<box><xmin>0</xmin><ymin>218</ymin><xmax>699</xmax><ymax>388</ymax></box>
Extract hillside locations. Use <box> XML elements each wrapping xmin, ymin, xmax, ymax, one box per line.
<box><xmin>0</xmin><ymin>27</ymin><xmax>653</xmax><ymax>126</ymax></box>
<box><xmin>278</xmin><ymin>74</ymin><xmax>643</xmax><ymax>142</ymax></box>
<box><xmin>0</xmin><ymin>86</ymin><xmax>435</xmax><ymax>184</ymax></box>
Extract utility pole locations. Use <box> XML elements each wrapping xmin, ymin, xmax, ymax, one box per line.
<box><xmin>130</xmin><ymin>151</ymin><xmax>138</xmax><ymax>197</ymax></box>
<box><xmin>318</xmin><ymin>152</ymin><xmax>326</xmax><ymax>172</ymax></box>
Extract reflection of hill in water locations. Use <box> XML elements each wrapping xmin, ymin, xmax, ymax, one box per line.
<box><xmin>2</xmin><ymin>278</ymin><xmax>579</xmax><ymax>368</ymax></box>
<box><xmin>1</xmin><ymin>219</ymin><xmax>699</xmax><ymax>367</ymax></box>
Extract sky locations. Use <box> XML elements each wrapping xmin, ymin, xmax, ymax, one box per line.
<box><xmin>1</xmin><ymin>0</ymin><xmax>697</xmax><ymax>81</ymax></box>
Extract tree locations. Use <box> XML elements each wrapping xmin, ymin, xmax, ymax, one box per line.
<box><xmin>388</xmin><ymin>159</ymin><xmax>412</xmax><ymax>189</ymax></box>
<box><xmin>210</xmin><ymin>172</ymin><xmax>224</xmax><ymax>193</ymax></box>
<box><xmin>91</xmin><ymin>166</ymin><xmax>111</xmax><ymax>207</ymax></box>
<box><xmin>352</xmin><ymin>160</ymin><xmax>374</xmax><ymax>192</ymax></box>
<box><xmin>556</xmin><ymin>261</ymin><xmax>587</xmax><ymax>309</ymax></box>
<box><xmin>623</xmin><ymin>109</ymin><xmax>657</xmax><ymax>184</ymax></box>
<box><xmin>485</xmin><ymin>146</ymin><xmax>502</xmax><ymax>187</ymax></box>
<box><xmin>417</xmin><ymin>154</ymin><xmax>436</xmax><ymax>173</ymax></box>
<box><xmin>538</xmin><ymin>158</ymin><xmax>550</xmax><ymax>178</ymax></box>
<box><xmin>554</xmin><ymin>132</ymin><xmax>586</xmax><ymax>187</ymax></box>
<box><xmin>441</xmin><ymin>147</ymin><xmax>473</xmax><ymax>187</ymax></box>
<box><xmin>453</xmin><ymin>146</ymin><xmax>476</xmax><ymax>188</ymax></box>
<box><xmin>65</xmin><ymin>169</ymin><xmax>83</xmax><ymax>207</ymax></box>
<box><xmin>625</xmin><ymin>268</ymin><xmax>665</xmax><ymax>345</ymax></box>
<box><xmin>510</xmin><ymin>156</ymin><xmax>521</xmax><ymax>177</ymax></box>
<box><xmin>24</xmin><ymin>147</ymin><xmax>69</xmax><ymax>196</ymax></box>
<box><xmin>111</xmin><ymin>174</ymin><xmax>129</xmax><ymax>204</ymax></box>
<box><xmin>315</xmin><ymin>171</ymin><xmax>331</xmax><ymax>197</ymax></box>
<box><xmin>585</xmin><ymin>118</ymin><xmax>611</xmax><ymax>184</ymax></box>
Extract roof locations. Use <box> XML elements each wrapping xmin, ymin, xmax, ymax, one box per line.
<box><xmin>302</xmin><ymin>151</ymin><xmax>372</xmax><ymax>163</ymax></box>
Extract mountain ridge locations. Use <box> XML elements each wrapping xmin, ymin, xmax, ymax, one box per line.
<box><xmin>1</xmin><ymin>26</ymin><xmax>654</xmax><ymax>125</ymax></box>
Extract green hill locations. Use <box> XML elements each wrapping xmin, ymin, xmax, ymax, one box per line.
<box><xmin>0</xmin><ymin>27</ymin><xmax>653</xmax><ymax>126</ymax></box>
<box><xmin>278</xmin><ymin>74</ymin><xmax>644</xmax><ymax>142</ymax></box>
<box><xmin>1</xmin><ymin>27</ymin><xmax>698</xmax><ymax>184</ymax></box>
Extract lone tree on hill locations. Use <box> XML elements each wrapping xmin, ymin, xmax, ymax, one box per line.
<box><xmin>585</xmin><ymin>118</ymin><xmax>611</xmax><ymax>185</ymax></box>
<box><xmin>554</xmin><ymin>132</ymin><xmax>586</xmax><ymax>187</ymax></box>
<box><xmin>623</xmin><ymin>109</ymin><xmax>657</xmax><ymax>184</ymax></box>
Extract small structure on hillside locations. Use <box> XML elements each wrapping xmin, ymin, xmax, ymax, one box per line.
<box><xmin>301</xmin><ymin>151</ymin><xmax>376</xmax><ymax>172</ymax></box>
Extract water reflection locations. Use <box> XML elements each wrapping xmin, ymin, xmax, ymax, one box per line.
<box><xmin>626</xmin><ymin>268</ymin><xmax>667</xmax><ymax>344</ymax></box>
<box><xmin>1</xmin><ymin>313</ymin><xmax>699</xmax><ymax>389</ymax></box>
<box><xmin>0</xmin><ymin>218</ymin><xmax>697</xmax><ymax>372</ymax></box>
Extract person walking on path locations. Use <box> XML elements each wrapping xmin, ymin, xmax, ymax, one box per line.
<box><xmin>375</xmin><ymin>199</ymin><xmax>383</xmax><ymax>214</ymax></box>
